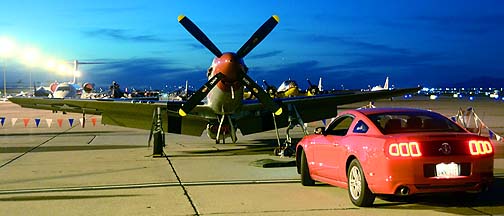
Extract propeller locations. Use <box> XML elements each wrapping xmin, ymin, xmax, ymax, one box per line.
<box><xmin>306</xmin><ymin>78</ymin><xmax>320</xmax><ymax>95</ymax></box>
<box><xmin>178</xmin><ymin>15</ymin><xmax>223</xmax><ymax>57</ymax></box>
<box><xmin>263</xmin><ymin>80</ymin><xmax>278</xmax><ymax>97</ymax></box>
<box><xmin>237</xmin><ymin>15</ymin><xmax>279</xmax><ymax>58</ymax></box>
<box><xmin>177</xmin><ymin>15</ymin><xmax>282</xmax><ymax>116</ymax></box>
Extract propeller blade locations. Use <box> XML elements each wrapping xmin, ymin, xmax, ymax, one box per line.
<box><xmin>178</xmin><ymin>15</ymin><xmax>223</xmax><ymax>57</ymax></box>
<box><xmin>236</xmin><ymin>15</ymin><xmax>280</xmax><ymax>58</ymax></box>
<box><xmin>240</xmin><ymin>74</ymin><xmax>282</xmax><ymax>115</ymax></box>
<box><xmin>178</xmin><ymin>72</ymin><xmax>225</xmax><ymax>116</ymax></box>
<box><xmin>306</xmin><ymin>78</ymin><xmax>314</xmax><ymax>87</ymax></box>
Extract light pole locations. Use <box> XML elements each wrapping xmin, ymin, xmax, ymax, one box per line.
<box><xmin>2</xmin><ymin>59</ymin><xmax>6</xmax><ymax>100</ymax></box>
<box><xmin>0</xmin><ymin>37</ymin><xmax>15</xmax><ymax>100</ymax></box>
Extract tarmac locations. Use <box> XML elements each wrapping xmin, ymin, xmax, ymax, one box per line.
<box><xmin>1</xmin><ymin>98</ymin><xmax>504</xmax><ymax>216</ymax></box>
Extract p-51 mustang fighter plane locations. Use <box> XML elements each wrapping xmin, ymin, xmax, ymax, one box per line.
<box><xmin>9</xmin><ymin>15</ymin><xmax>420</xmax><ymax>156</ymax></box>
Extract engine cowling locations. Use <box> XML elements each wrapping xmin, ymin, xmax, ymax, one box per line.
<box><xmin>82</xmin><ymin>82</ymin><xmax>95</xmax><ymax>93</ymax></box>
<box><xmin>49</xmin><ymin>81</ymin><xmax>59</xmax><ymax>93</ymax></box>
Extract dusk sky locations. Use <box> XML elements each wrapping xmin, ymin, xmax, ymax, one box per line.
<box><xmin>1</xmin><ymin>0</ymin><xmax>503</xmax><ymax>91</ymax></box>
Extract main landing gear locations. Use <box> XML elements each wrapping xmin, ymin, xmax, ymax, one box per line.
<box><xmin>215</xmin><ymin>114</ymin><xmax>238</xmax><ymax>144</ymax></box>
<box><xmin>273</xmin><ymin>104</ymin><xmax>308</xmax><ymax>157</ymax></box>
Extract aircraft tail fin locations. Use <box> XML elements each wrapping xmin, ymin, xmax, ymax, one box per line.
<box><xmin>384</xmin><ymin>77</ymin><xmax>389</xmax><ymax>90</ymax></box>
<box><xmin>318</xmin><ymin>77</ymin><xmax>323</xmax><ymax>92</ymax></box>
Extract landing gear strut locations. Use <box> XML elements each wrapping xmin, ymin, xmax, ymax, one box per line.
<box><xmin>214</xmin><ymin>114</ymin><xmax>238</xmax><ymax>144</ymax></box>
<box><xmin>273</xmin><ymin>104</ymin><xmax>308</xmax><ymax>157</ymax></box>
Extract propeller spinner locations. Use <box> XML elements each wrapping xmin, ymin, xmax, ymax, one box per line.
<box><xmin>177</xmin><ymin>15</ymin><xmax>282</xmax><ymax>116</ymax></box>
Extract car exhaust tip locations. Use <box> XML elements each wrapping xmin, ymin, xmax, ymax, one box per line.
<box><xmin>398</xmin><ymin>186</ymin><xmax>410</xmax><ymax>196</ymax></box>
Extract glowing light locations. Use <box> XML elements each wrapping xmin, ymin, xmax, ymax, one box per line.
<box><xmin>74</xmin><ymin>70</ymin><xmax>82</xmax><ymax>78</ymax></box>
<box><xmin>0</xmin><ymin>37</ymin><xmax>17</xmax><ymax>57</ymax></box>
<box><xmin>388</xmin><ymin>142</ymin><xmax>422</xmax><ymax>157</ymax></box>
<box><xmin>21</xmin><ymin>47</ymin><xmax>41</xmax><ymax>66</ymax></box>
<box><xmin>57</xmin><ymin>62</ymin><xmax>72</xmax><ymax>74</ymax></box>
<box><xmin>469</xmin><ymin>140</ymin><xmax>493</xmax><ymax>155</ymax></box>
<box><xmin>45</xmin><ymin>58</ymin><xmax>58</xmax><ymax>70</ymax></box>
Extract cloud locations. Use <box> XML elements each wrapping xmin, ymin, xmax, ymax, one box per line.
<box><xmin>83</xmin><ymin>28</ymin><xmax>165</xmax><ymax>43</ymax></box>
<box><xmin>304</xmin><ymin>35</ymin><xmax>411</xmax><ymax>55</ymax></box>
<box><xmin>86</xmin><ymin>58</ymin><xmax>206</xmax><ymax>89</ymax></box>
<box><xmin>186</xmin><ymin>42</ymin><xmax>206</xmax><ymax>50</ymax></box>
<box><xmin>247</xmin><ymin>50</ymin><xmax>283</xmax><ymax>59</ymax></box>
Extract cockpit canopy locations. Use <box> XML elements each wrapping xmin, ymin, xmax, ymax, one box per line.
<box><xmin>277</xmin><ymin>80</ymin><xmax>299</xmax><ymax>92</ymax></box>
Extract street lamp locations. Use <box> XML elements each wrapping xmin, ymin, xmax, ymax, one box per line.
<box><xmin>21</xmin><ymin>47</ymin><xmax>41</xmax><ymax>92</ymax></box>
<box><xmin>0</xmin><ymin>37</ymin><xmax>16</xmax><ymax>100</ymax></box>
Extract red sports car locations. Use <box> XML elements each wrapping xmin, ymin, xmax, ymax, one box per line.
<box><xmin>296</xmin><ymin>108</ymin><xmax>494</xmax><ymax>207</ymax></box>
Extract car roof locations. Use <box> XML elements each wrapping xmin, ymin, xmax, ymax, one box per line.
<box><xmin>350</xmin><ymin>107</ymin><xmax>435</xmax><ymax>116</ymax></box>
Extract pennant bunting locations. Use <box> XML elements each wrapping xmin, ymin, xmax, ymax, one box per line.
<box><xmin>79</xmin><ymin>118</ymin><xmax>84</xmax><ymax>127</ymax></box>
<box><xmin>57</xmin><ymin>119</ymin><xmax>63</xmax><ymax>128</ymax></box>
<box><xmin>68</xmin><ymin>118</ymin><xmax>74</xmax><ymax>127</ymax></box>
<box><xmin>11</xmin><ymin>118</ymin><xmax>17</xmax><ymax>126</ymax></box>
<box><xmin>454</xmin><ymin>106</ymin><xmax>504</xmax><ymax>142</ymax></box>
<box><xmin>35</xmin><ymin>118</ymin><xmax>41</xmax><ymax>127</ymax></box>
<box><xmin>91</xmin><ymin>117</ymin><xmax>97</xmax><ymax>126</ymax></box>
<box><xmin>46</xmin><ymin>119</ymin><xmax>53</xmax><ymax>128</ymax></box>
<box><xmin>23</xmin><ymin>118</ymin><xmax>30</xmax><ymax>127</ymax></box>
<box><xmin>0</xmin><ymin>117</ymin><xmax>5</xmax><ymax>127</ymax></box>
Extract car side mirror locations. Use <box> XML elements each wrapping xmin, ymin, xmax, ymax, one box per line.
<box><xmin>314</xmin><ymin>126</ymin><xmax>325</xmax><ymax>135</ymax></box>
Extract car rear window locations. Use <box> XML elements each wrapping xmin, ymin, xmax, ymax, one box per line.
<box><xmin>367</xmin><ymin>111</ymin><xmax>465</xmax><ymax>134</ymax></box>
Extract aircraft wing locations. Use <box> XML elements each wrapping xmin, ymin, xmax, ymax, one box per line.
<box><xmin>7</xmin><ymin>97</ymin><xmax>212</xmax><ymax>136</ymax></box>
<box><xmin>236</xmin><ymin>87</ymin><xmax>420</xmax><ymax>135</ymax></box>
<box><xmin>9</xmin><ymin>87</ymin><xmax>419</xmax><ymax>137</ymax></box>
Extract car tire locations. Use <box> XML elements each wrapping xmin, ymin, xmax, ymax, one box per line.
<box><xmin>347</xmin><ymin>159</ymin><xmax>375</xmax><ymax>207</ymax></box>
<box><xmin>300</xmin><ymin>150</ymin><xmax>315</xmax><ymax>186</ymax></box>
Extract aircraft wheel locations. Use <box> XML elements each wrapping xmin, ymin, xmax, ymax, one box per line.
<box><xmin>300</xmin><ymin>150</ymin><xmax>315</xmax><ymax>186</ymax></box>
<box><xmin>273</xmin><ymin>147</ymin><xmax>281</xmax><ymax>156</ymax></box>
<box><xmin>347</xmin><ymin>159</ymin><xmax>375</xmax><ymax>207</ymax></box>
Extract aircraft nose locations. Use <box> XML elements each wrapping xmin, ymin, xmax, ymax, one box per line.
<box><xmin>214</xmin><ymin>53</ymin><xmax>244</xmax><ymax>92</ymax></box>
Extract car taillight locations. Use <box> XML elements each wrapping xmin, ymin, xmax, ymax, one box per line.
<box><xmin>388</xmin><ymin>142</ymin><xmax>422</xmax><ymax>157</ymax></box>
<box><xmin>469</xmin><ymin>140</ymin><xmax>493</xmax><ymax>155</ymax></box>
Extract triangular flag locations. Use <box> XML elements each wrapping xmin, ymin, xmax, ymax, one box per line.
<box><xmin>0</xmin><ymin>117</ymin><xmax>5</xmax><ymax>127</ymax></box>
<box><xmin>23</xmin><ymin>118</ymin><xmax>30</xmax><ymax>127</ymax></box>
<box><xmin>57</xmin><ymin>119</ymin><xmax>63</xmax><ymax>128</ymax></box>
<box><xmin>450</xmin><ymin>116</ymin><xmax>456</xmax><ymax>122</ymax></box>
<box><xmin>68</xmin><ymin>118</ymin><xmax>74</xmax><ymax>127</ymax></box>
<box><xmin>11</xmin><ymin>118</ymin><xmax>17</xmax><ymax>126</ymax></box>
<box><xmin>46</xmin><ymin>119</ymin><xmax>53</xmax><ymax>128</ymax></box>
<box><xmin>79</xmin><ymin>118</ymin><xmax>84</xmax><ymax>127</ymax></box>
<box><xmin>496</xmin><ymin>134</ymin><xmax>502</xmax><ymax>142</ymax></box>
<box><xmin>489</xmin><ymin>130</ymin><xmax>494</xmax><ymax>139</ymax></box>
<box><xmin>91</xmin><ymin>117</ymin><xmax>97</xmax><ymax>126</ymax></box>
<box><xmin>35</xmin><ymin>118</ymin><xmax>41</xmax><ymax>127</ymax></box>
<box><xmin>322</xmin><ymin>119</ymin><xmax>327</xmax><ymax>126</ymax></box>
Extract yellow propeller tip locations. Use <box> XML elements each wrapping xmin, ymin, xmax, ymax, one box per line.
<box><xmin>177</xmin><ymin>15</ymin><xmax>186</xmax><ymax>22</ymax></box>
<box><xmin>178</xmin><ymin>109</ymin><xmax>187</xmax><ymax>116</ymax></box>
<box><xmin>274</xmin><ymin>107</ymin><xmax>283</xmax><ymax>116</ymax></box>
<box><xmin>272</xmin><ymin>15</ymin><xmax>280</xmax><ymax>22</ymax></box>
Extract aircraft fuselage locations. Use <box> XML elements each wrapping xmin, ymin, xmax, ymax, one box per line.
<box><xmin>207</xmin><ymin>52</ymin><xmax>246</xmax><ymax>115</ymax></box>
